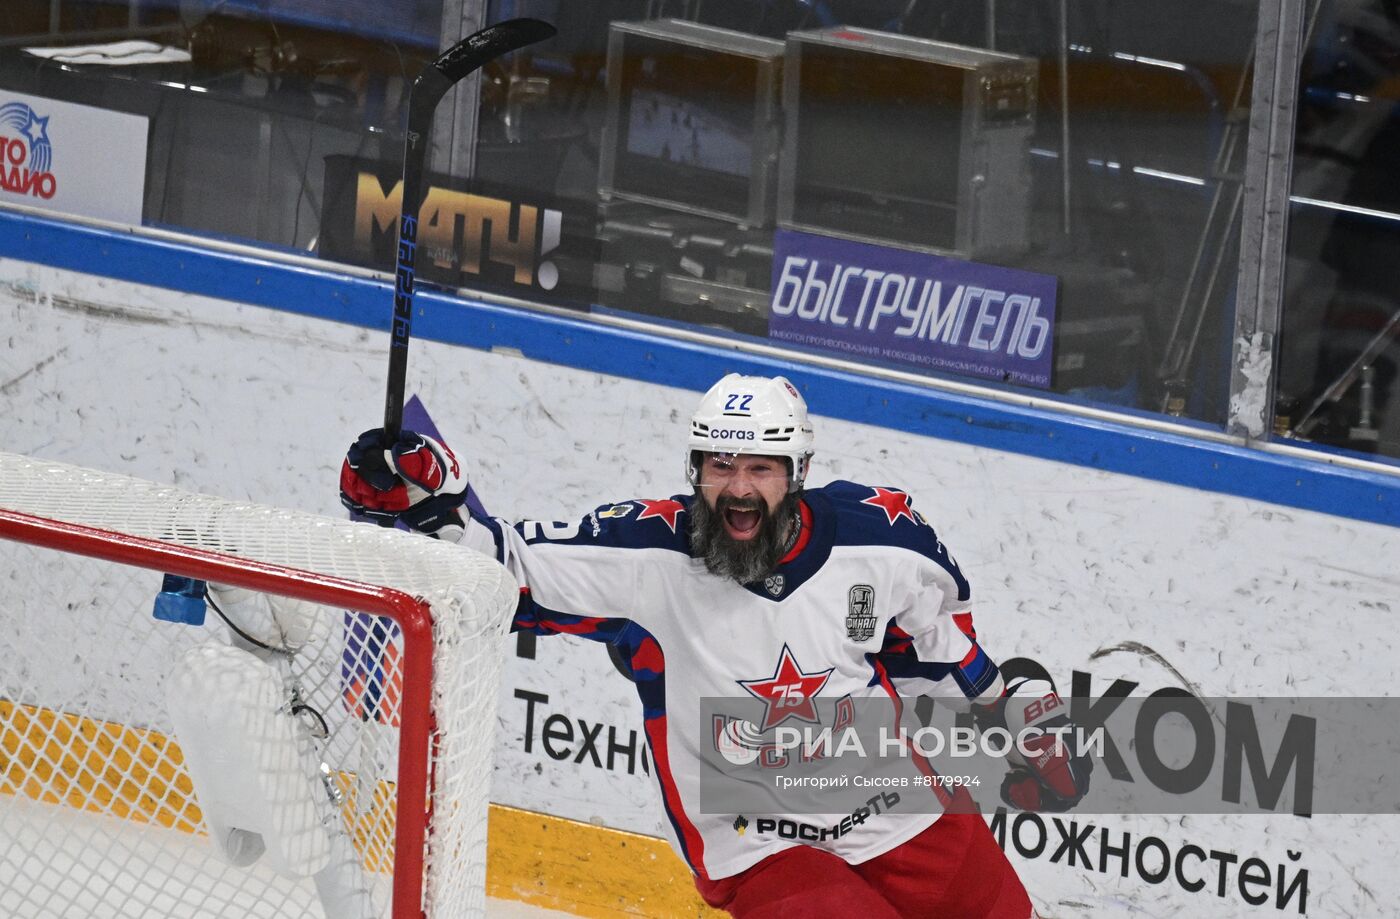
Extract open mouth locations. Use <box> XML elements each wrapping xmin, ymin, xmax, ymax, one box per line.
<box><xmin>722</xmin><ymin>505</ymin><xmax>763</xmax><ymax>539</ymax></box>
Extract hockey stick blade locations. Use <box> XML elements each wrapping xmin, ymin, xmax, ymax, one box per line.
<box><xmin>436</xmin><ymin>18</ymin><xmax>556</xmax><ymax>85</ymax></box>
<box><xmin>383</xmin><ymin>17</ymin><xmax>556</xmax><ymax>437</ymax></box>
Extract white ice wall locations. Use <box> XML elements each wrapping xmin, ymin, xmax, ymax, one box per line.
<box><xmin>2</xmin><ymin>259</ymin><xmax>1394</xmax><ymax>917</ymax></box>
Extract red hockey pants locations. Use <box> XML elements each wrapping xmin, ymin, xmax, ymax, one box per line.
<box><xmin>694</xmin><ymin>812</ymin><xmax>1033</xmax><ymax>919</ymax></box>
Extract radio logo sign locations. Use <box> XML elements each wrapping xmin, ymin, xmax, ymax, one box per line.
<box><xmin>0</xmin><ymin>92</ymin><xmax>146</xmax><ymax>224</ymax></box>
<box><xmin>0</xmin><ymin>102</ymin><xmax>56</xmax><ymax>200</ymax></box>
<box><xmin>770</xmin><ymin>229</ymin><xmax>1059</xmax><ymax>389</ymax></box>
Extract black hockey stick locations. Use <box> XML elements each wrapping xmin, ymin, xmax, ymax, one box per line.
<box><xmin>383</xmin><ymin>17</ymin><xmax>556</xmax><ymax>437</ymax></box>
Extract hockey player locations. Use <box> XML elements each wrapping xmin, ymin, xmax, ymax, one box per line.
<box><xmin>340</xmin><ymin>373</ymin><xmax>1090</xmax><ymax>918</ymax></box>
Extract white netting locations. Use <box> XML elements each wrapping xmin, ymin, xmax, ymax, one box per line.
<box><xmin>0</xmin><ymin>452</ymin><xmax>516</xmax><ymax>919</ymax></box>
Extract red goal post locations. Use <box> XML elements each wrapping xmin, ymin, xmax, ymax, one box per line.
<box><xmin>0</xmin><ymin>452</ymin><xmax>516</xmax><ymax>919</ymax></box>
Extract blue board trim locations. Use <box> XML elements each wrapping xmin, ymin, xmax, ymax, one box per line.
<box><xmin>2</xmin><ymin>208</ymin><xmax>1396</xmax><ymax>528</ymax></box>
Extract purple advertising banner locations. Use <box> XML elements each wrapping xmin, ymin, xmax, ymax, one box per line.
<box><xmin>769</xmin><ymin>230</ymin><xmax>1059</xmax><ymax>388</ymax></box>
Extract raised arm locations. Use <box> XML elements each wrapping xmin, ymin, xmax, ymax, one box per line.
<box><xmin>339</xmin><ymin>427</ymin><xmax>645</xmax><ymax>628</ymax></box>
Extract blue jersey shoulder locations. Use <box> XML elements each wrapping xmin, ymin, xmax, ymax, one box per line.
<box><xmin>809</xmin><ymin>480</ymin><xmax>969</xmax><ymax>597</ymax></box>
<box><xmin>509</xmin><ymin>495</ymin><xmax>694</xmax><ymax>553</ymax></box>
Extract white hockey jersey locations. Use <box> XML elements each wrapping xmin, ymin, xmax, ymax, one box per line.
<box><xmin>456</xmin><ymin>480</ymin><xmax>1004</xmax><ymax>881</ymax></box>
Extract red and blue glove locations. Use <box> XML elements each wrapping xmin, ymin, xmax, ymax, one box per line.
<box><xmin>340</xmin><ymin>428</ymin><xmax>468</xmax><ymax>533</ymax></box>
<box><xmin>994</xmin><ymin>678</ymin><xmax>1093</xmax><ymax>812</ymax></box>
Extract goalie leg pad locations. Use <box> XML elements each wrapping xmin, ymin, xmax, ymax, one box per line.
<box><xmin>165</xmin><ymin>642</ymin><xmax>333</xmax><ymax>878</ymax></box>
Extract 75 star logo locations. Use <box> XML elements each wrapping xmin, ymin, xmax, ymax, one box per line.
<box><xmin>737</xmin><ymin>644</ymin><xmax>834</xmax><ymax>731</ymax></box>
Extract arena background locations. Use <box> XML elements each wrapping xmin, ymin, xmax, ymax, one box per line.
<box><xmin>2</xmin><ymin>208</ymin><xmax>1397</xmax><ymax>916</ymax></box>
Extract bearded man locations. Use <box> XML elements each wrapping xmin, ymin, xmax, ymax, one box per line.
<box><xmin>340</xmin><ymin>373</ymin><xmax>1089</xmax><ymax>918</ymax></box>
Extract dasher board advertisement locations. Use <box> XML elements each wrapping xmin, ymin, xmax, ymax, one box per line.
<box><xmin>0</xmin><ymin>91</ymin><xmax>147</xmax><ymax>225</ymax></box>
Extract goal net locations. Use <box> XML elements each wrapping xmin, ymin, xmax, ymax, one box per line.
<box><xmin>0</xmin><ymin>452</ymin><xmax>517</xmax><ymax>919</ymax></box>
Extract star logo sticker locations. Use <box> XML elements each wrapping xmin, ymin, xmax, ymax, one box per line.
<box><xmin>738</xmin><ymin>644</ymin><xmax>834</xmax><ymax>731</ymax></box>
<box><xmin>24</xmin><ymin>113</ymin><xmax>49</xmax><ymax>147</ymax></box>
<box><xmin>636</xmin><ymin>498</ymin><xmax>685</xmax><ymax>533</ymax></box>
<box><xmin>861</xmin><ymin>487</ymin><xmax>917</xmax><ymax>526</ymax></box>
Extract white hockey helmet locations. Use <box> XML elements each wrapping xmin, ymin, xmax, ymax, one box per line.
<box><xmin>685</xmin><ymin>374</ymin><xmax>815</xmax><ymax>493</ymax></box>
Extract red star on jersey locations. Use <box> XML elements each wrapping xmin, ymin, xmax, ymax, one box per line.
<box><xmin>862</xmin><ymin>486</ymin><xmax>917</xmax><ymax>526</ymax></box>
<box><xmin>636</xmin><ymin>498</ymin><xmax>686</xmax><ymax>533</ymax></box>
<box><xmin>738</xmin><ymin>645</ymin><xmax>834</xmax><ymax>731</ymax></box>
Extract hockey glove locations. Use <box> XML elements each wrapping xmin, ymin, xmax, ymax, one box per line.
<box><xmin>340</xmin><ymin>428</ymin><xmax>468</xmax><ymax>533</ymax></box>
<box><xmin>991</xmin><ymin>678</ymin><xmax>1093</xmax><ymax>813</ymax></box>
